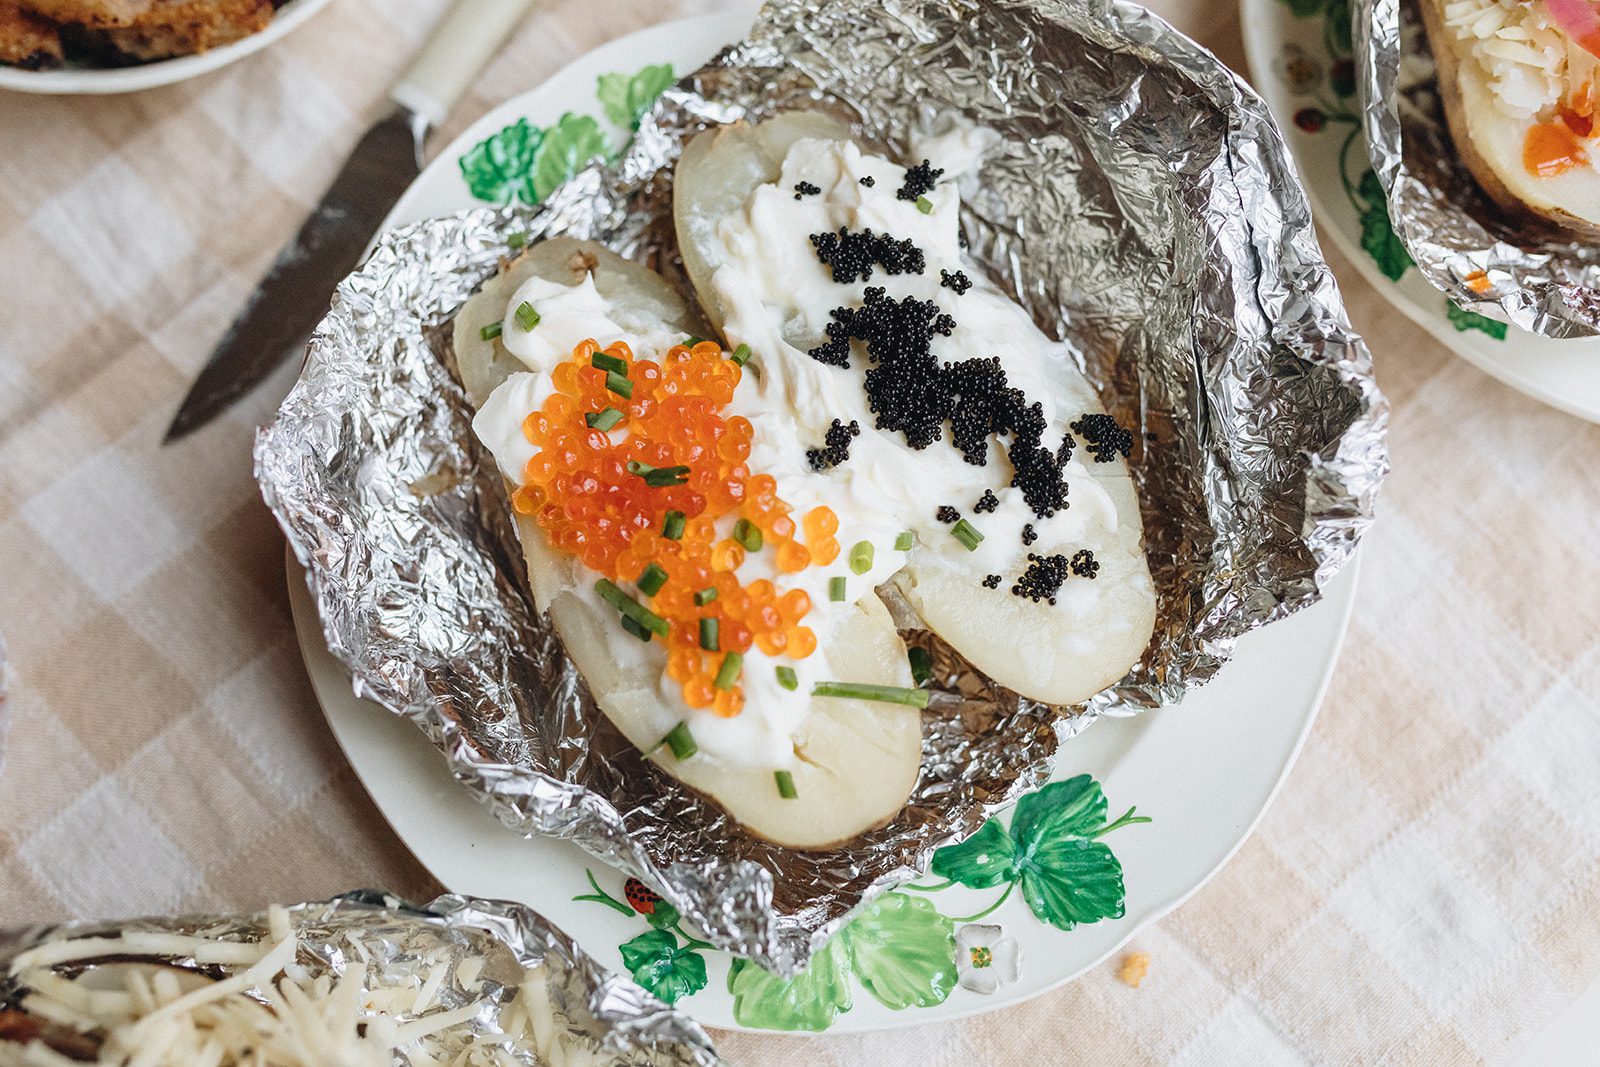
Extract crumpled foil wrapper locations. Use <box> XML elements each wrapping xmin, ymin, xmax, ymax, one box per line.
<box><xmin>1357</xmin><ymin>0</ymin><xmax>1600</xmax><ymax>337</ymax></box>
<box><xmin>0</xmin><ymin>892</ymin><xmax>719</xmax><ymax>1066</ymax></box>
<box><xmin>256</xmin><ymin>0</ymin><xmax>1385</xmax><ymax>974</ymax></box>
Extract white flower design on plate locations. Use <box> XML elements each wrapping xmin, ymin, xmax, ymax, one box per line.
<box><xmin>955</xmin><ymin>924</ymin><xmax>1021</xmax><ymax>995</ymax></box>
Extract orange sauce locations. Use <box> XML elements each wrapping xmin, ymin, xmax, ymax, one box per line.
<box><xmin>1523</xmin><ymin>120</ymin><xmax>1588</xmax><ymax>179</ymax></box>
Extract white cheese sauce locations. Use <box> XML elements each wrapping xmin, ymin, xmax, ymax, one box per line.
<box><xmin>473</xmin><ymin>131</ymin><xmax>1136</xmax><ymax>769</ymax></box>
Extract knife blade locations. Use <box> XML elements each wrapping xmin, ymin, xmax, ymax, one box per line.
<box><xmin>165</xmin><ymin>0</ymin><xmax>539</xmax><ymax>442</ymax></box>
<box><xmin>164</xmin><ymin>110</ymin><xmax>424</xmax><ymax>442</ymax></box>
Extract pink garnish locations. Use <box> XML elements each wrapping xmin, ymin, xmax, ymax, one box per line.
<box><xmin>1544</xmin><ymin>0</ymin><xmax>1600</xmax><ymax>61</ymax></box>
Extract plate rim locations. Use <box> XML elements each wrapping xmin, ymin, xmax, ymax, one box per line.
<box><xmin>284</xmin><ymin>5</ymin><xmax>1364</xmax><ymax>1034</ymax></box>
<box><xmin>1236</xmin><ymin>0</ymin><xmax>1600</xmax><ymax>425</ymax></box>
<box><xmin>0</xmin><ymin>0</ymin><xmax>335</xmax><ymax>96</ymax></box>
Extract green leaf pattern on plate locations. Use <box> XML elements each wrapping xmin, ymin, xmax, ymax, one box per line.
<box><xmin>619</xmin><ymin>928</ymin><xmax>709</xmax><ymax>1004</ymax></box>
<box><xmin>843</xmin><ymin>893</ymin><xmax>957</xmax><ymax>1010</ymax></box>
<box><xmin>460</xmin><ymin>63</ymin><xmax>675</xmax><ymax>207</ymax></box>
<box><xmin>929</xmin><ymin>816</ymin><xmax>1015</xmax><ymax>889</ymax></box>
<box><xmin>1447</xmin><ymin>300</ymin><xmax>1510</xmax><ymax>339</ymax></box>
<box><xmin>1356</xmin><ymin>170</ymin><xmax>1415</xmax><ymax>283</ymax></box>
<box><xmin>728</xmin><ymin>936</ymin><xmax>854</xmax><ymax>1031</ymax></box>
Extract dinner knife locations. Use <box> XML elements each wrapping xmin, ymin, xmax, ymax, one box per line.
<box><xmin>164</xmin><ymin>0</ymin><xmax>538</xmax><ymax>442</ymax></box>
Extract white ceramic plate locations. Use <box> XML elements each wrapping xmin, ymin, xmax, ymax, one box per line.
<box><xmin>286</xmin><ymin>7</ymin><xmax>1361</xmax><ymax>1033</ymax></box>
<box><xmin>1239</xmin><ymin>0</ymin><xmax>1600</xmax><ymax>424</ymax></box>
<box><xmin>0</xmin><ymin>0</ymin><xmax>334</xmax><ymax>95</ymax></box>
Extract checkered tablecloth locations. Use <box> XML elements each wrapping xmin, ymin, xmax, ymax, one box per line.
<box><xmin>2</xmin><ymin>0</ymin><xmax>1598</xmax><ymax>1062</ymax></box>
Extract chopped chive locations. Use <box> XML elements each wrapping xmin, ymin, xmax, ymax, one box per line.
<box><xmin>626</xmin><ymin>460</ymin><xmax>654</xmax><ymax>476</ymax></box>
<box><xmin>620</xmin><ymin>616</ymin><xmax>653</xmax><ymax>642</ymax></box>
<box><xmin>812</xmin><ymin>681</ymin><xmax>931</xmax><ymax>708</ymax></box>
<box><xmin>916</xmin><ymin>195</ymin><xmax>934</xmax><ymax>214</ymax></box>
<box><xmin>829</xmin><ymin>576</ymin><xmax>847</xmax><ymax>602</ymax></box>
<box><xmin>714</xmin><ymin>651</ymin><xmax>743</xmax><ymax>690</ymax></box>
<box><xmin>951</xmin><ymin>518</ymin><xmax>984</xmax><ymax>551</ymax></box>
<box><xmin>586</xmin><ymin>406</ymin><xmax>625</xmax><ymax>431</ymax></box>
<box><xmin>908</xmin><ymin>646</ymin><xmax>933</xmax><ymax>686</ymax></box>
<box><xmin>699</xmin><ymin>617</ymin><xmax>719</xmax><ymax>651</ymax></box>
<box><xmin>733</xmin><ymin>518</ymin><xmax>764</xmax><ymax>551</ymax></box>
<box><xmin>645</xmin><ymin>466</ymin><xmax>689</xmax><ymax>487</ymax></box>
<box><xmin>694</xmin><ymin>586</ymin><xmax>717</xmax><ymax>606</ymax></box>
<box><xmin>592</xmin><ymin>351</ymin><xmax>628</xmax><ymax>374</ymax></box>
<box><xmin>730</xmin><ymin>343</ymin><xmax>753</xmax><ymax>367</ymax></box>
<box><xmin>683</xmin><ymin>335</ymin><xmax>704</xmax><ymax>347</ymax></box>
<box><xmin>514</xmin><ymin>301</ymin><xmax>541</xmax><ymax>331</ymax></box>
<box><xmin>637</xmin><ymin>562</ymin><xmax>668</xmax><ymax>597</ymax></box>
<box><xmin>774</xmin><ymin>769</ymin><xmax>798</xmax><ymax>799</ymax></box>
<box><xmin>849</xmin><ymin>540</ymin><xmax>874</xmax><ymax>575</ymax></box>
<box><xmin>775</xmin><ymin>666</ymin><xmax>798</xmax><ymax>691</ymax></box>
<box><xmin>895</xmin><ymin>530</ymin><xmax>915</xmax><ymax>552</ymax></box>
<box><xmin>662</xmin><ymin>510</ymin><xmax>686</xmax><ymax>539</ymax></box>
<box><xmin>506</xmin><ymin>231</ymin><xmax>528</xmax><ymax>249</ymax></box>
<box><xmin>594</xmin><ymin>578</ymin><xmax>669</xmax><ymax>637</ymax></box>
<box><xmin>605</xmin><ymin>369</ymin><xmax>634</xmax><ymax>398</ymax></box>
<box><xmin>660</xmin><ymin>721</ymin><xmax>697</xmax><ymax>760</ymax></box>
<box><xmin>479</xmin><ymin>321</ymin><xmax>503</xmax><ymax>340</ymax></box>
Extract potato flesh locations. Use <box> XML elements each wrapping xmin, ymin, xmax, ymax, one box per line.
<box><xmin>455</xmin><ymin>238</ymin><xmax>922</xmax><ymax>849</ymax></box>
<box><xmin>673</xmin><ymin>116</ymin><xmax>1157</xmax><ymax>707</ymax></box>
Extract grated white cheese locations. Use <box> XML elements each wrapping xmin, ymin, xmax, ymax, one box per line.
<box><xmin>1441</xmin><ymin>0</ymin><xmax>1582</xmax><ymax>117</ymax></box>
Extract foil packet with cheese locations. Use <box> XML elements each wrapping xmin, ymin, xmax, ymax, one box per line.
<box><xmin>1359</xmin><ymin>0</ymin><xmax>1600</xmax><ymax>337</ymax></box>
<box><xmin>0</xmin><ymin>892</ymin><xmax>719</xmax><ymax>1067</ymax></box>
<box><xmin>256</xmin><ymin>0</ymin><xmax>1384</xmax><ymax>973</ymax></box>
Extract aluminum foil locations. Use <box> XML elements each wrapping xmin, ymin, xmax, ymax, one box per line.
<box><xmin>255</xmin><ymin>0</ymin><xmax>1385</xmax><ymax>974</ymax></box>
<box><xmin>1358</xmin><ymin>0</ymin><xmax>1600</xmax><ymax>338</ymax></box>
<box><xmin>0</xmin><ymin>892</ymin><xmax>720</xmax><ymax>1066</ymax></box>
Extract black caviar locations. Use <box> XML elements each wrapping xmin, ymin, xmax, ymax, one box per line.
<box><xmin>982</xmin><ymin>574</ymin><xmax>1002</xmax><ymax>589</ymax></box>
<box><xmin>806</xmin><ymin>418</ymin><xmax>861</xmax><ymax>471</ymax></box>
<box><xmin>859</xmin><ymin>175</ymin><xmax>876</xmax><ymax>187</ymax></box>
<box><xmin>1071</xmin><ymin>413</ymin><xmax>1133</xmax><ymax>463</ymax></box>
<box><xmin>897</xmin><ymin>159</ymin><xmax>944</xmax><ymax>202</ymax></box>
<box><xmin>1070</xmin><ymin>549</ymin><xmax>1100</xmax><ymax>579</ymax></box>
<box><xmin>1021</xmin><ymin>523</ymin><xmax>1038</xmax><ymax>546</ymax></box>
<box><xmin>936</xmin><ymin>505</ymin><xmax>960</xmax><ymax>524</ymax></box>
<box><xmin>793</xmin><ymin>180</ymin><xmax>821</xmax><ymax>200</ymax></box>
<box><xmin>940</xmin><ymin>269</ymin><xmax>972</xmax><ymax>294</ymax></box>
<box><xmin>974</xmin><ymin>489</ymin><xmax>998</xmax><ymax>514</ymax></box>
<box><xmin>809</xmin><ymin>227</ymin><xmax>926</xmax><ymax>284</ymax></box>
<box><xmin>1012</xmin><ymin>553</ymin><xmax>1071</xmax><ymax>605</ymax></box>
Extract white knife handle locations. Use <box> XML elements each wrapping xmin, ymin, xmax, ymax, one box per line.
<box><xmin>391</xmin><ymin>0</ymin><xmax>537</xmax><ymax>128</ymax></box>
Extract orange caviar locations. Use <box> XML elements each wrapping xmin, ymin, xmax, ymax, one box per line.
<box><xmin>515</xmin><ymin>337</ymin><xmax>834</xmax><ymax>714</ymax></box>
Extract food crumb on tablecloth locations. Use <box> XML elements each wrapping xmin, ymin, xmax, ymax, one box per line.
<box><xmin>1118</xmin><ymin>951</ymin><xmax>1150</xmax><ymax>988</ymax></box>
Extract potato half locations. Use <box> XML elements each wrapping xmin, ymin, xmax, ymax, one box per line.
<box><xmin>1419</xmin><ymin>0</ymin><xmax>1600</xmax><ymax>237</ymax></box>
<box><xmin>454</xmin><ymin>237</ymin><xmax>922</xmax><ymax>849</ymax></box>
<box><xmin>673</xmin><ymin>115</ymin><xmax>1157</xmax><ymax>707</ymax></box>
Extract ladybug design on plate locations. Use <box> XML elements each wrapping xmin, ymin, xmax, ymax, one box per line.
<box><xmin>624</xmin><ymin>877</ymin><xmax>663</xmax><ymax>915</ymax></box>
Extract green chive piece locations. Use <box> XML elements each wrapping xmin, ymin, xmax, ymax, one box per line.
<box><xmin>637</xmin><ymin>562</ymin><xmax>668</xmax><ymax>597</ymax></box>
<box><xmin>895</xmin><ymin>530</ymin><xmax>915</xmax><ymax>552</ymax></box>
<box><xmin>592</xmin><ymin>351</ymin><xmax>628</xmax><ymax>374</ymax></box>
<box><xmin>699</xmin><ymin>617</ymin><xmax>719</xmax><ymax>652</ymax></box>
<box><xmin>775</xmin><ymin>666</ymin><xmax>798</xmax><ymax>691</ymax></box>
<box><xmin>507</xmin><ymin>231</ymin><xmax>528</xmax><ymax>249</ymax></box>
<box><xmin>951</xmin><ymin>518</ymin><xmax>984</xmax><ymax>551</ymax></box>
<box><xmin>586</xmin><ymin>406</ymin><xmax>625</xmax><ymax>431</ymax></box>
<box><xmin>662</xmin><ymin>510</ymin><xmax>686</xmax><ymax>540</ymax></box>
<box><xmin>514</xmin><ymin>301</ymin><xmax>541</xmax><ymax>331</ymax></box>
<box><xmin>620</xmin><ymin>616</ymin><xmax>653</xmax><ymax>642</ymax></box>
<box><xmin>714</xmin><ymin>652</ymin><xmax>743</xmax><ymax>690</ymax></box>
<box><xmin>480</xmin><ymin>321</ymin><xmax>503</xmax><ymax>341</ymax></box>
<box><xmin>683</xmin><ymin>336</ymin><xmax>704</xmax><ymax>347</ymax></box>
<box><xmin>660</xmin><ymin>721</ymin><xmax>697</xmax><ymax>760</ymax></box>
<box><xmin>594</xmin><ymin>578</ymin><xmax>669</xmax><ymax>637</ymax></box>
<box><xmin>908</xmin><ymin>646</ymin><xmax>933</xmax><ymax>687</ymax></box>
<box><xmin>644</xmin><ymin>466</ymin><xmax>689</xmax><ymax>487</ymax></box>
<box><xmin>626</xmin><ymin>460</ymin><xmax>654</xmax><ymax>476</ymax></box>
<box><xmin>733</xmin><ymin>518</ymin><xmax>763</xmax><ymax>551</ymax></box>
<box><xmin>730</xmin><ymin>343</ymin><xmax>753</xmax><ymax>367</ymax></box>
<box><xmin>774</xmin><ymin>770</ymin><xmax>798</xmax><ymax>799</ymax></box>
<box><xmin>605</xmin><ymin>369</ymin><xmax>634</xmax><ymax>398</ymax></box>
<box><xmin>694</xmin><ymin>587</ymin><xmax>717</xmax><ymax>606</ymax></box>
<box><xmin>849</xmin><ymin>540</ymin><xmax>874</xmax><ymax>575</ymax></box>
<box><xmin>829</xmin><ymin>576</ymin><xmax>847</xmax><ymax>602</ymax></box>
<box><xmin>916</xmin><ymin>195</ymin><xmax>934</xmax><ymax>214</ymax></box>
<box><xmin>812</xmin><ymin>681</ymin><xmax>931</xmax><ymax>708</ymax></box>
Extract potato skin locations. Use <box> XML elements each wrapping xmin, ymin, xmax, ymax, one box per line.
<box><xmin>1419</xmin><ymin>0</ymin><xmax>1600</xmax><ymax>239</ymax></box>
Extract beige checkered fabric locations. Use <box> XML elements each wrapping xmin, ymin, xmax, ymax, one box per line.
<box><xmin>1</xmin><ymin>0</ymin><xmax>1597</xmax><ymax>1062</ymax></box>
